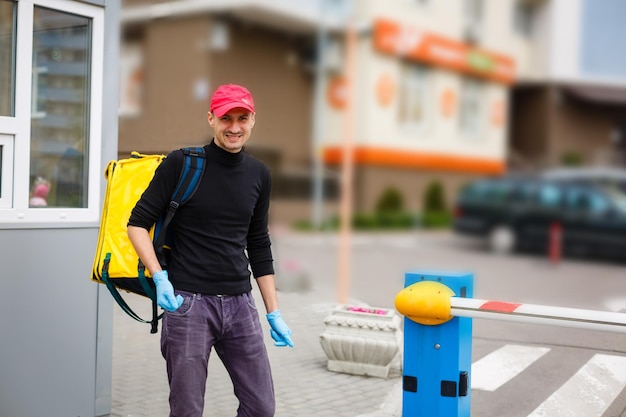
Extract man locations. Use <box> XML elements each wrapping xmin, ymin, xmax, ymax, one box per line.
<box><xmin>128</xmin><ymin>84</ymin><xmax>293</xmax><ymax>417</ymax></box>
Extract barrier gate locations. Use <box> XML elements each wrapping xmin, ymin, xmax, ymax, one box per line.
<box><xmin>394</xmin><ymin>270</ymin><xmax>626</xmax><ymax>417</ymax></box>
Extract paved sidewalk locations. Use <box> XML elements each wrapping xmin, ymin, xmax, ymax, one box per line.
<box><xmin>109</xmin><ymin>281</ymin><xmax>403</xmax><ymax>417</ymax></box>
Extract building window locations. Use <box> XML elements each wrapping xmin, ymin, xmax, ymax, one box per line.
<box><xmin>463</xmin><ymin>0</ymin><xmax>483</xmax><ymax>44</ymax></box>
<box><xmin>464</xmin><ymin>0</ymin><xmax>483</xmax><ymax>23</ymax></box>
<box><xmin>513</xmin><ymin>0</ymin><xmax>535</xmax><ymax>38</ymax></box>
<box><xmin>399</xmin><ymin>63</ymin><xmax>430</xmax><ymax>132</ymax></box>
<box><xmin>30</xmin><ymin>7</ymin><xmax>92</xmax><ymax>209</ymax></box>
<box><xmin>459</xmin><ymin>78</ymin><xmax>485</xmax><ymax>138</ymax></box>
<box><xmin>210</xmin><ymin>20</ymin><xmax>230</xmax><ymax>51</ymax></box>
<box><xmin>0</xmin><ymin>0</ymin><xmax>16</xmax><ymax>117</ymax></box>
<box><xmin>119</xmin><ymin>42</ymin><xmax>144</xmax><ymax>117</ymax></box>
<box><xmin>0</xmin><ymin>0</ymin><xmax>103</xmax><ymax>225</ymax></box>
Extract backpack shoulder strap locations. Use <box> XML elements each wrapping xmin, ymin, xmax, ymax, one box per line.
<box><xmin>171</xmin><ymin>147</ymin><xmax>206</xmax><ymax>205</ymax></box>
<box><xmin>153</xmin><ymin>146</ymin><xmax>206</xmax><ymax>267</ymax></box>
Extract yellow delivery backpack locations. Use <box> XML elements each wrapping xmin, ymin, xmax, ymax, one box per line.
<box><xmin>92</xmin><ymin>147</ymin><xmax>206</xmax><ymax>333</ymax></box>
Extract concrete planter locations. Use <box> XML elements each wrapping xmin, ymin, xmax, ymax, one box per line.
<box><xmin>319</xmin><ymin>305</ymin><xmax>402</xmax><ymax>378</ymax></box>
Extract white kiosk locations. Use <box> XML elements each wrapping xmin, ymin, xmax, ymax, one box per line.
<box><xmin>0</xmin><ymin>0</ymin><xmax>119</xmax><ymax>415</ymax></box>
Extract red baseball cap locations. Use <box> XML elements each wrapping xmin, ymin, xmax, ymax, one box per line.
<box><xmin>209</xmin><ymin>84</ymin><xmax>255</xmax><ymax>117</ymax></box>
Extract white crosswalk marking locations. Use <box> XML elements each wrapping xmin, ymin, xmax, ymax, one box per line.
<box><xmin>527</xmin><ymin>354</ymin><xmax>626</xmax><ymax>417</ymax></box>
<box><xmin>471</xmin><ymin>344</ymin><xmax>551</xmax><ymax>392</ymax></box>
<box><xmin>605</xmin><ymin>296</ymin><xmax>626</xmax><ymax>312</ymax></box>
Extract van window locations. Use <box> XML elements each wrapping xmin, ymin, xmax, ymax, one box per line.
<box><xmin>510</xmin><ymin>181</ymin><xmax>536</xmax><ymax>204</ymax></box>
<box><xmin>587</xmin><ymin>192</ymin><xmax>610</xmax><ymax>215</ymax></box>
<box><xmin>604</xmin><ymin>187</ymin><xmax>626</xmax><ymax>213</ymax></box>
<box><xmin>538</xmin><ymin>184</ymin><xmax>561</xmax><ymax>208</ymax></box>
<box><xmin>565</xmin><ymin>187</ymin><xmax>589</xmax><ymax>210</ymax></box>
<box><xmin>487</xmin><ymin>182</ymin><xmax>512</xmax><ymax>202</ymax></box>
<box><xmin>460</xmin><ymin>180</ymin><xmax>491</xmax><ymax>202</ymax></box>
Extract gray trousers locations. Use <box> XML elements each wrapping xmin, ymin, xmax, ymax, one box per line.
<box><xmin>161</xmin><ymin>291</ymin><xmax>275</xmax><ymax>417</ymax></box>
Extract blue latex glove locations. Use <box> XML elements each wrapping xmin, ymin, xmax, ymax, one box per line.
<box><xmin>266</xmin><ymin>310</ymin><xmax>294</xmax><ymax>348</ymax></box>
<box><xmin>152</xmin><ymin>270</ymin><xmax>183</xmax><ymax>312</ymax></box>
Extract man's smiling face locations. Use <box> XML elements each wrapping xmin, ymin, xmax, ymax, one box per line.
<box><xmin>208</xmin><ymin>108</ymin><xmax>256</xmax><ymax>153</ymax></box>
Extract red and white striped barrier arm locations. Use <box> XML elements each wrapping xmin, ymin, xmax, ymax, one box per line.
<box><xmin>451</xmin><ymin>297</ymin><xmax>626</xmax><ymax>334</ymax></box>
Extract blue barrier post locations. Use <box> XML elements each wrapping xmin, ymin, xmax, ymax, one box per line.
<box><xmin>400</xmin><ymin>270</ymin><xmax>474</xmax><ymax>417</ymax></box>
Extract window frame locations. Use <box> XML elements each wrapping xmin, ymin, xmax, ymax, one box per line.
<box><xmin>458</xmin><ymin>77</ymin><xmax>486</xmax><ymax>139</ymax></box>
<box><xmin>398</xmin><ymin>62</ymin><xmax>432</xmax><ymax>134</ymax></box>
<box><xmin>463</xmin><ymin>0</ymin><xmax>483</xmax><ymax>28</ymax></box>
<box><xmin>513</xmin><ymin>0</ymin><xmax>535</xmax><ymax>38</ymax></box>
<box><xmin>0</xmin><ymin>0</ymin><xmax>103</xmax><ymax>227</ymax></box>
<box><xmin>118</xmin><ymin>41</ymin><xmax>144</xmax><ymax>117</ymax></box>
<box><xmin>463</xmin><ymin>0</ymin><xmax>483</xmax><ymax>44</ymax></box>
<box><xmin>0</xmin><ymin>134</ymin><xmax>14</xmax><ymax>209</ymax></box>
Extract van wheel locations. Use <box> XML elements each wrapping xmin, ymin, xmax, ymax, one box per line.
<box><xmin>488</xmin><ymin>225</ymin><xmax>516</xmax><ymax>254</ymax></box>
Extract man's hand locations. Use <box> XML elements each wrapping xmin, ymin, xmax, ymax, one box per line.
<box><xmin>152</xmin><ymin>270</ymin><xmax>183</xmax><ymax>312</ymax></box>
<box><xmin>266</xmin><ymin>310</ymin><xmax>294</xmax><ymax>348</ymax></box>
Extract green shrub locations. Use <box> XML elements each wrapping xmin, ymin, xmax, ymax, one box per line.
<box><xmin>561</xmin><ymin>151</ymin><xmax>584</xmax><ymax>166</ymax></box>
<box><xmin>323</xmin><ymin>215</ymin><xmax>340</xmax><ymax>230</ymax></box>
<box><xmin>423</xmin><ymin>180</ymin><xmax>447</xmax><ymax>212</ymax></box>
<box><xmin>291</xmin><ymin>215</ymin><xmax>339</xmax><ymax>231</ymax></box>
<box><xmin>375</xmin><ymin>187</ymin><xmax>404</xmax><ymax>213</ymax></box>
<box><xmin>376</xmin><ymin>211</ymin><xmax>416</xmax><ymax>229</ymax></box>
<box><xmin>419</xmin><ymin>180</ymin><xmax>452</xmax><ymax>229</ymax></box>
<box><xmin>351</xmin><ymin>212</ymin><xmax>377</xmax><ymax>229</ymax></box>
<box><xmin>291</xmin><ymin>219</ymin><xmax>314</xmax><ymax>231</ymax></box>
<box><xmin>420</xmin><ymin>211</ymin><xmax>452</xmax><ymax>229</ymax></box>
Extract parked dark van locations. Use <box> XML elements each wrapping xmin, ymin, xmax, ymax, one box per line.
<box><xmin>453</xmin><ymin>176</ymin><xmax>626</xmax><ymax>259</ymax></box>
<box><xmin>542</xmin><ymin>167</ymin><xmax>626</xmax><ymax>194</ymax></box>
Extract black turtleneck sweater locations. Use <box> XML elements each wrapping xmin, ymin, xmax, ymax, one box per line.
<box><xmin>128</xmin><ymin>140</ymin><xmax>274</xmax><ymax>295</ymax></box>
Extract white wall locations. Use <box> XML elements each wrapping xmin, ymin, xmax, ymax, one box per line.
<box><xmin>321</xmin><ymin>0</ymin><xmax>514</xmax><ymax>166</ymax></box>
<box><xmin>546</xmin><ymin>0</ymin><xmax>583</xmax><ymax>81</ymax></box>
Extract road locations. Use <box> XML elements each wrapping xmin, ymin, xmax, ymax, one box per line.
<box><xmin>273</xmin><ymin>229</ymin><xmax>626</xmax><ymax>417</ymax></box>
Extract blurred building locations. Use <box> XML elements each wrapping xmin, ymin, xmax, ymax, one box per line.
<box><xmin>321</xmin><ymin>1</ymin><xmax>516</xmax><ymax>212</ymax></box>
<box><xmin>117</xmin><ymin>0</ymin><xmax>626</xmax><ymax>224</ymax></box>
<box><xmin>119</xmin><ymin>0</ymin><xmax>340</xmax><ymax>224</ymax></box>
<box><xmin>508</xmin><ymin>0</ymin><xmax>626</xmax><ymax>171</ymax></box>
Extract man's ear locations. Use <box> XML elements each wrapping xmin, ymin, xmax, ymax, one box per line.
<box><xmin>207</xmin><ymin>111</ymin><xmax>215</xmax><ymax>127</ymax></box>
<box><xmin>250</xmin><ymin>112</ymin><xmax>256</xmax><ymax>127</ymax></box>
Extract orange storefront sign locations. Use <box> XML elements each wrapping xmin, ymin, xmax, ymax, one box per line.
<box><xmin>373</xmin><ymin>18</ymin><xmax>515</xmax><ymax>85</ymax></box>
<box><xmin>491</xmin><ymin>100</ymin><xmax>506</xmax><ymax>127</ymax></box>
<box><xmin>440</xmin><ymin>88</ymin><xmax>456</xmax><ymax>118</ymax></box>
<box><xmin>323</xmin><ymin>146</ymin><xmax>505</xmax><ymax>175</ymax></box>
<box><xmin>376</xmin><ymin>73</ymin><xmax>396</xmax><ymax>107</ymax></box>
<box><xmin>327</xmin><ymin>76</ymin><xmax>348</xmax><ymax>109</ymax></box>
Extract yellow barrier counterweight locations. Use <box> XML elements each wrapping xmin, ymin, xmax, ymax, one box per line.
<box><xmin>394</xmin><ymin>280</ymin><xmax>455</xmax><ymax>325</ymax></box>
